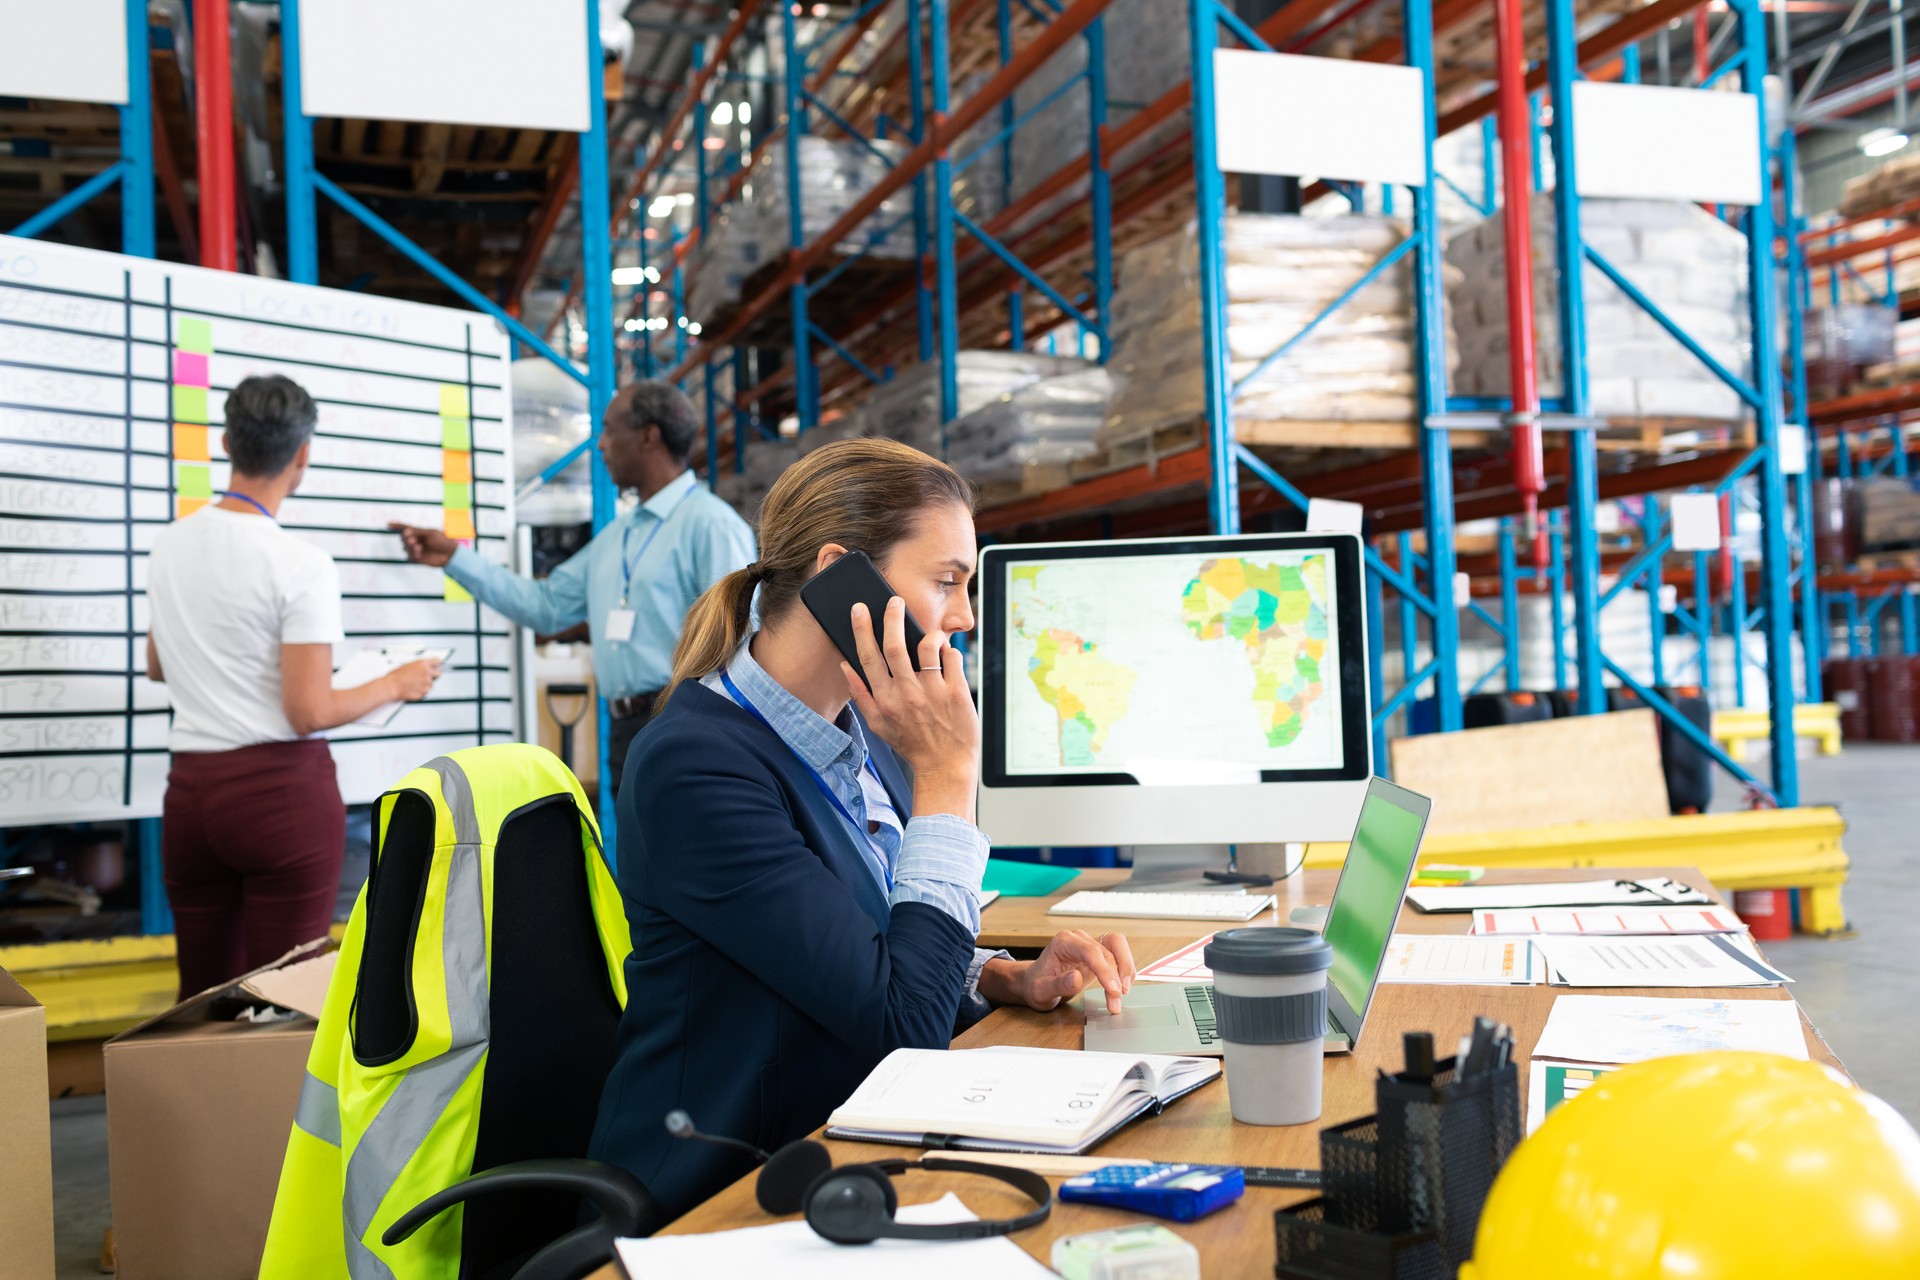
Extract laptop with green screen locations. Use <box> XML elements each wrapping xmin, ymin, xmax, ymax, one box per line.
<box><xmin>1081</xmin><ymin>776</ymin><xmax>1433</xmax><ymax>1056</ymax></box>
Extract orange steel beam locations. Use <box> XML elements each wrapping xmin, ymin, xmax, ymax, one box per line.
<box><xmin>1804</xmin><ymin>222</ymin><xmax>1920</xmax><ymax>267</ymax></box>
<box><xmin>1800</xmin><ymin>195</ymin><xmax>1920</xmax><ymax>242</ymax></box>
<box><xmin>668</xmin><ymin>0</ymin><xmax>1120</xmax><ymax>383</ymax></box>
<box><xmin>1808</xmin><ymin>383</ymin><xmax>1920</xmax><ymax>427</ymax></box>
<box><xmin>504</xmin><ymin>136</ymin><xmax>579</xmax><ymax>314</ymax></box>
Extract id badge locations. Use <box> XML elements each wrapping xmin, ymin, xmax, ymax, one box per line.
<box><xmin>604</xmin><ymin>608</ymin><xmax>637</xmax><ymax>642</ymax></box>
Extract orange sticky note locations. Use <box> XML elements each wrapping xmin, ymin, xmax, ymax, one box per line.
<box><xmin>443</xmin><ymin>508</ymin><xmax>476</xmax><ymax>540</ymax></box>
<box><xmin>176</xmin><ymin>496</ymin><xmax>208</xmax><ymax>518</ymax></box>
<box><xmin>441</xmin><ymin>450</ymin><xmax>473</xmax><ymax>484</ymax></box>
<box><xmin>172</xmin><ymin>424</ymin><xmax>209</xmax><ymax>461</ymax></box>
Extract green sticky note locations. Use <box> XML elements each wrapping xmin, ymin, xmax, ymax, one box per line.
<box><xmin>175</xmin><ymin>464</ymin><xmax>212</xmax><ymax>499</ymax></box>
<box><xmin>443</xmin><ymin>482</ymin><xmax>472</xmax><ymax>510</ymax></box>
<box><xmin>440</xmin><ymin>385</ymin><xmax>470</xmax><ymax>417</ymax></box>
<box><xmin>175</xmin><ymin>316</ymin><xmax>213</xmax><ymax>353</ymax></box>
<box><xmin>440</xmin><ymin>418</ymin><xmax>472</xmax><ymax>451</ymax></box>
<box><xmin>981</xmin><ymin>859</ymin><xmax>1080</xmax><ymax>898</ymax></box>
<box><xmin>172</xmin><ymin>385</ymin><xmax>209</xmax><ymax>423</ymax></box>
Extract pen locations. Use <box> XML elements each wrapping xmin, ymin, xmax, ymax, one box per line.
<box><xmin>1462</xmin><ymin>1016</ymin><xmax>1497</xmax><ymax>1077</ymax></box>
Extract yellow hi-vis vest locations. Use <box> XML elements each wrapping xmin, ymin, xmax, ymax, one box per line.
<box><xmin>259</xmin><ymin>745</ymin><xmax>629</xmax><ymax>1280</ymax></box>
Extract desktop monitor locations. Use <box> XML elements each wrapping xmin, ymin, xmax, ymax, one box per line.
<box><xmin>977</xmin><ymin>532</ymin><xmax>1372</xmax><ymax>848</ymax></box>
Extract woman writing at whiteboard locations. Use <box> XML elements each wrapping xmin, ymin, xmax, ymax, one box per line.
<box><xmin>146</xmin><ymin>375</ymin><xmax>442</xmax><ymax>1000</ymax></box>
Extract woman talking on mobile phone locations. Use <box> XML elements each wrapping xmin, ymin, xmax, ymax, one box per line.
<box><xmin>586</xmin><ymin>437</ymin><xmax>1135</xmax><ymax>1220</ymax></box>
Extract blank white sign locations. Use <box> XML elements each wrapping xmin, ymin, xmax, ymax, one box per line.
<box><xmin>300</xmin><ymin>0</ymin><xmax>588</xmax><ymax>132</ymax></box>
<box><xmin>1670</xmin><ymin>492</ymin><xmax>1723</xmax><ymax>552</ymax></box>
<box><xmin>1212</xmin><ymin>49</ymin><xmax>1427</xmax><ymax>188</ymax></box>
<box><xmin>0</xmin><ymin>0</ymin><xmax>128</xmax><ymax>104</ymax></box>
<box><xmin>1573</xmin><ymin>81</ymin><xmax>1762</xmax><ymax>206</ymax></box>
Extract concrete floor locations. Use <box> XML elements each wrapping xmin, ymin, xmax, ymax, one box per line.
<box><xmin>43</xmin><ymin>743</ymin><xmax>1920</xmax><ymax>1276</ymax></box>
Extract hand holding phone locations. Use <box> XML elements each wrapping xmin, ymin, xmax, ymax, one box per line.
<box><xmin>800</xmin><ymin>551</ymin><xmax>927</xmax><ymax>688</ymax></box>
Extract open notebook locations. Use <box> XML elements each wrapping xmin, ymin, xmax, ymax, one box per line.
<box><xmin>824</xmin><ymin>1045</ymin><xmax>1219</xmax><ymax>1156</ymax></box>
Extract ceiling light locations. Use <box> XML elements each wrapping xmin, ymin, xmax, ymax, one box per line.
<box><xmin>644</xmin><ymin>266</ymin><xmax>661</xmax><ymax>284</ymax></box>
<box><xmin>611</xmin><ymin>266</ymin><xmax>646</xmax><ymax>285</ymax></box>
<box><xmin>688</xmin><ymin>321</ymin><xmax>703</xmax><ymax>336</ymax></box>
<box><xmin>648</xmin><ymin>196</ymin><xmax>676</xmax><ymax>217</ymax></box>
<box><xmin>623</xmin><ymin>317</ymin><xmax>645</xmax><ymax>332</ymax></box>
<box><xmin>1861</xmin><ymin>126</ymin><xmax>1910</xmax><ymax>157</ymax></box>
<box><xmin>738</xmin><ymin>102</ymin><xmax>751</xmax><ymax>124</ymax></box>
<box><xmin>677</xmin><ymin>316</ymin><xmax>688</xmax><ymax>328</ymax></box>
<box><xmin>677</xmin><ymin>192</ymin><xmax>694</xmax><ymax>206</ymax></box>
<box><xmin>712</xmin><ymin>102</ymin><xmax>733</xmax><ymax>126</ymax></box>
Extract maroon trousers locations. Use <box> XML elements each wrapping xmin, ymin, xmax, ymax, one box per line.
<box><xmin>162</xmin><ymin>738</ymin><xmax>346</xmax><ymax>1000</ymax></box>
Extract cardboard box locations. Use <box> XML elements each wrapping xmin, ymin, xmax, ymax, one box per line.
<box><xmin>105</xmin><ymin>941</ymin><xmax>336</xmax><ymax>1280</ymax></box>
<box><xmin>0</xmin><ymin>965</ymin><xmax>54</xmax><ymax>1280</ymax></box>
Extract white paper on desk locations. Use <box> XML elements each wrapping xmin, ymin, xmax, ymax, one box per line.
<box><xmin>1379</xmin><ymin>935</ymin><xmax>1541</xmax><ymax>985</ymax></box>
<box><xmin>1471</xmin><ymin>905</ymin><xmax>1746</xmax><ymax>936</ymax></box>
<box><xmin>331</xmin><ymin>646</ymin><xmax>452</xmax><ymax>727</ymax></box>
<box><xmin>1527</xmin><ymin>1059</ymin><xmax>1621</xmax><ymax>1134</ymax></box>
<box><xmin>1534</xmin><ymin>933</ymin><xmax>1791</xmax><ymax>988</ymax></box>
<box><xmin>1407</xmin><ymin>877</ymin><xmax>1711</xmax><ymax>913</ymax></box>
<box><xmin>613</xmin><ymin>1193</ymin><xmax>1055</xmax><ymax>1278</ymax></box>
<box><xmin>1532</xmin><ymin>995</ymin><xmax>1809</xmax><ymax>1064</ymax></box>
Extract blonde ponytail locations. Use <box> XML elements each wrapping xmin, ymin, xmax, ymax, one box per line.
<box><xmin>661</xmin><ymin>438</ymin><xmax>973</xmax><ymax>704</ymax></box>
<box><xmin>660</xmin><ymin>564</ymin><xmax>759</xmax><ymax>707</ymax></box>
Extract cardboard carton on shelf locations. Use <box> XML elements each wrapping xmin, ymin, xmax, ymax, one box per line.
<box><xmin>105</xmin><ymin>939</ymin><xmax>337</xmax><ymax>1280</ymax></box>
<box><xmin>0</xmin><ymin>964</ymin><xmax>54</xmax><ymax>1280</ymax></box>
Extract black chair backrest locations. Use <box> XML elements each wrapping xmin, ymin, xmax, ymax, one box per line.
<box><xmin>355</xmin><ymin>789</ymin><xmax>622</xmax><ymax>1280</ymax></box>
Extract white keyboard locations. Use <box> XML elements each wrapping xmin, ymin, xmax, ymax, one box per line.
<box><xmin>1048</xmin><ymin>890</ymin><xmax>1278</xmax><ymax>922</ymax></box>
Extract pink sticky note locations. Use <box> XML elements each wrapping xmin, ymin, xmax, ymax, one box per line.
<box><xmin>173</xmin><ymin>351</ymin><xmax>210</xmax><ymax>386</ymax></box>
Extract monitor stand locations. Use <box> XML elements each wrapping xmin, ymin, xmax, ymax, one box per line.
<box><xmin>1109</xmin><ymin>843</ymin><xmax>1304</xmax><ymax>893</ymax></box>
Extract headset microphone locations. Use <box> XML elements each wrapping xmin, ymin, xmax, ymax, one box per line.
<box><xmin>663</xmin><ymin>1109</ymin><xmax>772</xmax><ymax>1164</ymax></box>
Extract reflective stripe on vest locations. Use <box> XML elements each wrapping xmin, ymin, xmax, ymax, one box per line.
<box><xmin>339</xmin><ymin>757</ymin><xmax>491</xmax><ymax>1280</ymax></box>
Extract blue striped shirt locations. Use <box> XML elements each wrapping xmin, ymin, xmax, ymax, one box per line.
<box><xmin>704</xmin><ymin>639</ymin><xmax>1007</xmax><ymax>997</ymax></box>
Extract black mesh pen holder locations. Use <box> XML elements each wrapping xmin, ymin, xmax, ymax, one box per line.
<box><xmin>1275</xmin><ymin>1057</ymin><xmax>1521</xmax><ymax>1279</ymax></box>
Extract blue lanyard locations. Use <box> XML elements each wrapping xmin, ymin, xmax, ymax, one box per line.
<box><xmin>719</xmin><ymin>669</ymin><xmax>894</xmax><ymax>892</ymax></box>
<box><xmin>221</xmin><ymin>491</ymin><xmax>275</xmax><ymax>521</ymax></box>
<box><xmin>619</xmin><ymin>487</ymin><xmax>692</xmax><ymax>606</ymax></box>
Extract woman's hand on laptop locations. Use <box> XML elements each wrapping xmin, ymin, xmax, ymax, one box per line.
<box><xmin>979</xmin><ymin>930</ymin><xmax>1135</xmax><ymax>1015</ymax></box>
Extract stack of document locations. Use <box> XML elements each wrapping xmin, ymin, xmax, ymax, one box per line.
<box><xmin>1407</xmin><ymin>877</ymin><xmax>1711</xmax><ymax>914</ymax></box>
<box><xmin>1471</xmin><ymin>905</ymin><xmax>1745</xmax><ymax>936</ymax></box>
<box><xmin>1380</xmin><ymin>935</ymin><xmax>1542</xmax><ymax>985</ymax></box>
<box><xmin>1531</xmin><ymin>933</ymin><xmax>1791</xmax><ymax>988</ymax></box>
<box><xmin>1527</xmin><ymin>995</ymin><xmax>1811</xmax><ymax>1133</ymax></box>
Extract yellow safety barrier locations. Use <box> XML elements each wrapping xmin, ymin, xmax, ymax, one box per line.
<box><xmin>1712</xmin><ymin>702</ymin><xmax>1844</xmax><ymax>763</ymax></box>
<box><xmin>1307</xmin><ymin>805</ymin><xmax>1850</xmax><ymax>937</ymax></box>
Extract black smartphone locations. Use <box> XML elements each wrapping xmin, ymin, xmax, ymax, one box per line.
<box><xmin>800</xmin><ymin>551</ymin><xmax>929</xmax><ymax>689</ymax></box>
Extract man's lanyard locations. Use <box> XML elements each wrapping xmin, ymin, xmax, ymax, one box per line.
<box><xmin>718</xmin><ymin>668</ymin><xmax>894</xmax><ymax>892</ymax></box>
<box><xmin>221</xmin><ymin>492</ymin><xmax>275</xmax><ymax>521</ymax></box>
<box><xmin>619</xmin><ymin>485</ymin><xmax>693</xmax><ymax>608</ymax></box>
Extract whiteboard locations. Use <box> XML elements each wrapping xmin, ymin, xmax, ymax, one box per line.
<box><xmin>298</xmin><ymin>0</ymin><xmax>589</xmax><ymax>133</ymax></box>
<box><xmin>1572</xmin><ymin>81</ymin><xmax>1762</xmax><ymax>206</ymax></box>
<box><xmin>0</xmin><ymin>234</ymin><xmax>519</xmax><ymax>825</ymax></box>
<box><xmin>0</xmin><ymin>0</ymin><xmax>130</xmax><ymax>105</ymax></box>
<box><xmin>1212</xmin><ymin>49</ymin><xmax>1427</xmax><ymax>188</ymax></box>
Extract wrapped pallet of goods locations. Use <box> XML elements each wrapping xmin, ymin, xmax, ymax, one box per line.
<box><xmin>945</xmin><ymin>365</ymin><xmax>1114</xmax><ymax>499</ymax></box>
<box><xmin>852</xmin><ymin>351</ymin><xmax>1089</xmax><ymax>457</ymax></box>
<box><xmin>1100</xmin><ymin>213</ymin><xmax>1446</xmax><ymax>454</ymax></box>
<box><xmin>1447</xmin><ymin>194</ymin><xmax>1751</xmax><ymax>426</ymax></box>
<box><xmin>685</xmin><ymin>136</ymin><xmax>917</xmax><ymax>326</ymax></box>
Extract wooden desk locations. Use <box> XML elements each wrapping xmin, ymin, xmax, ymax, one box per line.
<box><xmin>658</xmin><ymin>866</ymin><xmax>1841</xmax><ymax>1276</ymax></box>
<box><xmin>979</xmin><ymin>867</ymin><xmax>1329</xmax><ymax>950</ymax></box>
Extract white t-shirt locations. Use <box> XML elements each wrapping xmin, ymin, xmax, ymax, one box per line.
<box><xmin>147</xmin><ymin>507</ymin><xmax>345</xmax><ymax>753</ymax></box>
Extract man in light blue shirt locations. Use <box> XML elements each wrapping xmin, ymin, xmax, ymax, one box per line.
<box><xmin>390</xmin><ymin>381</ymin><xmax>754</xmax><ymax>792</ymax></box>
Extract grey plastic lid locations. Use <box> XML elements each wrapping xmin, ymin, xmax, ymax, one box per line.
<box><xmin>1204</xmin><ymin>926</ymin><xmax>1332</xmax><ymax>976</ymax></box>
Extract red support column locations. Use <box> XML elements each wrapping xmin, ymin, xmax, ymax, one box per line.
<box><xmin>193</xmin><ymin>0</ymin><xmax>237</xmax><ymax>270</ymax></box>
<box><xmin>1493</xmin><ymin>0</ymin><xmax>1546</xmax><ymax>565</ymax></box>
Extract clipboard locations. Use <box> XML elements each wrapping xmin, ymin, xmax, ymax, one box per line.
<box><xmin>1407</xmin><ymin>877</ymin><xmax>1712</xmax><ymax>915</ymax></box>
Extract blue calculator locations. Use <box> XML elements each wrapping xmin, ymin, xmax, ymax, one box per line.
<box><xmin>1059</xmin><ymin>1162</ymin><xmax>1245</xmax><ymax>1222</ymax></box>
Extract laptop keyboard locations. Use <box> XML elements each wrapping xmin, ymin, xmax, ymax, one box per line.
<box><xmin>1189</xmin><ymin>985</ymin><xmax>1333</xmax><ymax>1040</ymax></box>
<box><xmin>1186</xmin><ymin>986</ymin><xmax>1220</xmax><ymax>1046</ymax></box>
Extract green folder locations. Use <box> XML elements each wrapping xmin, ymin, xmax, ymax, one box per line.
<box><xmin>981</xmin><ymin>860</ymin><xmax>1080</xmax><ymax>898</ymax></box>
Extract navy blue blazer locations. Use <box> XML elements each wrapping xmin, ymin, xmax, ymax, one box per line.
<box><xmin>585</xmin><ymin>682</ymin><xmax>977</xmax><ymax>1222</ymax></box>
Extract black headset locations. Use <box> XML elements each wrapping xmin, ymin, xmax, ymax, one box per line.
<box><xmin>666</xmin><ymin>1110</ymin><xmax>1052</xmax><ymax>1244</ymax></box>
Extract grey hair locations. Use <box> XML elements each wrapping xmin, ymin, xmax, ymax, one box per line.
<box><xmin>223</xmin><ymin>374</ymin><xmax>318</xmax><ymax>477</ymax></box>
<box><xmin>624</xmin><ymin>380</ymin><xmax>700</xmax><ymax>462</ymax></box>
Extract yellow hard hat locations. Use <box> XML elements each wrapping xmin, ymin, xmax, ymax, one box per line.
<box><xmin>1461</xmin><ymin>1052</ymin><xmax>1920</xmax><ymax>1280</ymax></box>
